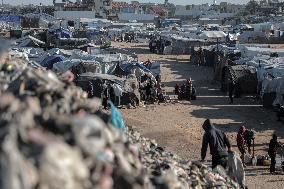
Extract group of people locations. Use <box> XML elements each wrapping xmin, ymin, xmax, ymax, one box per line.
<box><xmin>102</xmin><ymin>82</ymin><xmax>123</xmax><ymax>110</ymax></box>
<box><xmin>201</xmin><ymin>119</ymin><xmax>282</xmax><ymax>176</ymax></box>
<box><xmin>174</xmin><ymin>78</ymin><xmax>197</xmax><ymax>101</ymax></box>
<box><xmin>149</xmin><ymin>37</ymin><xmax>165</xmax><ymax>54</ymax></box>
<box><xmin>114</xmin><ymin>33</ymin><xmax>136</xmax><ymax>43</ymax></box>
<box><xmin>190</xmin><ymin>47</ymin><xmax>205</xmax><ymax>66</ymax></box>
<box><xmin>140</xmin><ymin>74</ymin><xmax>165</xmax><ymax>104</ymax></box>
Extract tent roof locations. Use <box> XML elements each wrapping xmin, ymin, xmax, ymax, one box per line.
<box><xmin>199</xmin><ymin>31</ymin><xmax>227</xmax><ymax>39</ymax></box>
<box><xmin>77</xmin><ymin>72</ymin><xmax>125</xmax><ymax>85</ymax></box>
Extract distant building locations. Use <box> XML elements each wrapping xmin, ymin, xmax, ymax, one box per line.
<box><xmin>175</xmin><ymin>3</ymin><xmax>244</xmax><ymax>21</ymax></box>
<box><xmin>54</xmin><ymin>0</ymin><xmax>112</xmax><ymax>19</ymax></box>
<box><xmin>111</xmin><ymin>1</ymin><xmax>154</xmax><ymax>22</ymax></box>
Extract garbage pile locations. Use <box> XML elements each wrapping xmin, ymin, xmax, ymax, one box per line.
<box><xmin>127</xmin><ymin>128</ymin><xmax>239</xmax><ymax>189</ymax></box>
<box><xmin>0</xmin><ymin>57</ymin><xmax>239</xmax><ymax>189</ymax></box>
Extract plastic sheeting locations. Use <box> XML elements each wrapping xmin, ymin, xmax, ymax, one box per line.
<box><xmin>40</xmin><ymin>55</ymin><xmax>65</xmax><ymax>69</ymax></box>
<box><xmin>199</xmin><ymin>31</ymin><xmax>227</xmax><ymax>39</ymax></box>
<box><xmin>17</xmin><ymin>36</ymin><xmax>45</xmax><ymax>48</ymax></box>
<box><xmin>49</xmin><ymin>27</ymin><xmax>72</xmax><ymax>38</ymax></box>
<box><xmin>120</xmin><ymin>62</ymin><xmax>151</xmax><ymax>74</ymax></box>
<box><xmin>52</xmin><ymin>59</ymin><xmax>81</xmax><ymax>73</ymax></box>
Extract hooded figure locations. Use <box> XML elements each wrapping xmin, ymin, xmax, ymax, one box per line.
<box><xmin>237</xmin><ymin>126</ymin><xmax>247</xmax><ymax>165</ymax></box>
<box><xmin>268</xmin><ymin>134</ymin><xmax>281</xmax><ymax>174</ymax></box>
<box><xmin>201</xmin><ymin>119</ymin><xmax>231</xmax><ymax>169</ymax></box>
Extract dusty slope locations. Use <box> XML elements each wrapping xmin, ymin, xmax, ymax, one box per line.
<box><xmin>112</xmin><ymin>42</ymin><xmax>284</xmax><ymax>189</ymax></box>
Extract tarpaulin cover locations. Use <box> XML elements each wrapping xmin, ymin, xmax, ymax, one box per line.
<box><xmin>49</xmin><ymin>27</ymin><xmax>72</xmax><ymax>38</ymax></box>
<box><xmin>17</xmin><ymin>36</ymin><xmax>45</xmax><ymax>48</ymax></box>
<box><xmin>52</xmin><ymin>59</ymin><xmax>81</xmax><ymax>73</ymax></box>
<box><xmin>120</xmin><ymin>62</ymin><xmax>152</xmax><ymax>74</ymax></box>
<box><xmin>40</xmin><ymin>55</ymin><xmax>65</xmax><ymax>69</ymax></box>
<box><xmin>113</xmin><ymin>63</ymin><xmax>128</xmax><ymax>76</ymax></box>
<box><xmin>0</xmin><ymin>15</ymin><xmax>21</xmax><ymax>23</ymax></box>
<box><xmin>148</xmin><ymin>61</ymin><xmax>160</xmax><ymax>76</ymax></box>
<box><xmin>78</xmin><ymin>72</ymin><xmax>125</xmax><ymax>84</ymax></box>
<box><xmin>199</xmin><ymin>31</ymin><xmax>227</xmax><ymax>39</ymax></box>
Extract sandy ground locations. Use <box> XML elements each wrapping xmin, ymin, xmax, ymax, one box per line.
<box><xmin>112</xmin><ymin>42</ymin><xmax>284</xmax><ymax>189</ymax></box>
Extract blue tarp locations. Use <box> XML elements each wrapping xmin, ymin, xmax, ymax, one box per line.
<box><xmin>0</xmin><ymin>15</ymin><xmax>21</xmax><ymax>23</ymax></box>
<box><xmin>120</xmin><ymin>62</ymin><xmax>152</xmax><ymax>74</ymax></box>
<box><xmin>40</xmin><ymin>55</ymin><xmax>65</xmax><ymax>69</ymax></box>
<box><xmin>49</xmin><ymin>27</ymin><xmax>72</xmax><ymax>38</ymax></box>
<box><xmin>86</xmin><ymin>29</ymin><xmax>102</xmax><ymax>39</ymax></box>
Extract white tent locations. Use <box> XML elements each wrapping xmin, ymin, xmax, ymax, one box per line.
<box><xmin>199</xmin><ymin>31</ymin><xmax>227</xmax><ymax>38</ymax></box>
<box><xmin>199</xmin><ymin>31</ymin><xmax>227</xmax><ymax>41</ymax></box>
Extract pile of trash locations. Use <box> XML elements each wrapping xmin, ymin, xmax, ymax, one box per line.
<box><xmin>0</xmin><ymin>57</ymin><xmax>239</xmax><ymax>189</ymax></box>
<box><xmin>127</xmin><ymin>128</ymin><xmax>239</xmax><ymax>189</ymax></box>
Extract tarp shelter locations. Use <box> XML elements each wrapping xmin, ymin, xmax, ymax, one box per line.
<box><xmin>113</xmin><ymin>63</ymin><xmax>129</xmax><ymax>77</ymax></box>
<box><xmin>52</xmin><ymin>59</ymin><xmax>81</xmax><ymax>73</ymax></box>
<box><xmin>86</xmin><ymin>26</ymin><xmax>101</xmax><ymax>38</ymax></box>
<box><xmin>77</xmin><ymin>72</ymin><xmax>124</xmax><ymax>84</ymax></box>
<box><xmin>148</xmin><ymin>61</ymin><xmax>161</xmax><ymax>77</ymax></box>
<box><xmin>120</xmin><ymin>62</ymin><xmax>152</xmax><ymax>74</ymax></box>
<box><xmin>199</xmin><ymin>31</ymin><xmax>227</xmax><ymax>41</ymax></box>
<box><xmin>0</xmin><ymin>15</ymin><xmax>21</xmax><ymax>23</ymax></box>
<box><xmin>17</xmin><ymin>35</ymin><xmax>46</xmax><ymax>48</ymax></box>
<box><xmin>49</xmin><ymin>27</ymin><xmax>72</xmax><ymax>38</ymax></box>
<box><xmin>40</xmin><ymin>55</ymin><xmax>65</xmax><ymax>70</ymax></box>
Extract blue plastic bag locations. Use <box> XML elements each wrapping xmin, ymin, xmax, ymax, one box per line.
<box><xmin>108</xmin><ymin>101</ymin><xmax>125</xmax><ymax>131</ymax></box>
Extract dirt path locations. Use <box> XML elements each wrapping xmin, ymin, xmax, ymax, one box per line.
<box><xmin>112</xmin><ymin>42</ymin><xmax>284</xmax><ymax>189</ymax></box>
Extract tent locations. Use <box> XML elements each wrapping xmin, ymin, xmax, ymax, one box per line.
<box><xmin>40</xmin><ymin>55</ymin><xmax>65</xmax><ymax>70</ymax></box>
<box><xmin>17</xmin><ymin>35</ymin><xmax>46</xmax><ymax>48</ymax></box>
<box><xmin>199</xmin><ymin>31</ymin><xmax>227</xmax><ymax>41</ymax></box>
<box><xmin>52</xmin><ymin>59</ymin><xmax>81</xmax><ymax>73</ymax></box>
<box><xmin>120</xmin><ymin>62</ymin><xmax>152</xmax><ymax>74</ymax></box>
<box><xmin>49</xmin><ymin>27</ymin><xmax>72</xmax><ymax>38</ymax></box>
<box><xmin>113</xmin><ymin>63</ymin><xmax>129</xmax><ymax>77</ymax></box>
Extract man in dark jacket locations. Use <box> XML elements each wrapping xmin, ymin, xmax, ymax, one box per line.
<box><xmin>268</xmin><ymin>134</ymin><xmax>282</xmax><ymax>174</ymax></box>
<box><xmin>201</xmin><ymin>119</ymin><xmax>232</xmax><ymax>169</ymax></box>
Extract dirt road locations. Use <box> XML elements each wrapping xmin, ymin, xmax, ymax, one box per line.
<box><xmin>113</xmin><ymin>42</ymin><xmax>284</xmax><ymax>189</ymax></box>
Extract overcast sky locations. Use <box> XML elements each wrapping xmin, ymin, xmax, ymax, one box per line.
<box><xmin>10</xmin><ymin>0</ymin><xmax>251</xmax><ymax>6</ymax></box>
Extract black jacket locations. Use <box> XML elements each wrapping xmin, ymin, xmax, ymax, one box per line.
<box><xmin>201</xmin><ymin>119</ymin><xmax>231</xmax><ymax>160</ymax></box>
<box><xmin>268</xmin><ymin>138</ymin><xmax>281</xmax><ymax>156</ymax></box>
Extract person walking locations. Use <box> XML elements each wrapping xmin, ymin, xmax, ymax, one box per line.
<box><xmin>201</xmin><ymin>119</ymin><xmax>232</xmax><ymax>169</ymax></box>
<box><xmin>268</xmin><ymin>134</ymin><xmax>282</xmax><ymax>174</ymax></box>
<box><xmin>102</xmin><ymin>84</ymin><xmax>110</xmax><ymax>110</ymax></box>
<box><xmin>237</xmin><ymin>126</ymin><xmax>247</xmax><ymax>167</ymax></box>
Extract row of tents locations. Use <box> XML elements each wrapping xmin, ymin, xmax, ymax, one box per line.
<box><xmin>203</xmin><ymin>43</ymin><xmax>284</xmax><ymax>108</ymax></box>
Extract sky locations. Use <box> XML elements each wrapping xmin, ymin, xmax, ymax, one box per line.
<box><xmin>10</xmin><ymin>0</ymin><xmax>250</xmax><ymax>6</ymax></box>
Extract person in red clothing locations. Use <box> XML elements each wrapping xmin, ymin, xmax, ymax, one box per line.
<box><xmin>237</xmin><ymin>125</ymin><xmax>247</xmax><ymax>166</ymax></box>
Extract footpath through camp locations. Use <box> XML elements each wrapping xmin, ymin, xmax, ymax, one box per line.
<box><xmin>115</xmin><ymin>42</ymin><xmax>284</xmax><ymax>189</ymax></box>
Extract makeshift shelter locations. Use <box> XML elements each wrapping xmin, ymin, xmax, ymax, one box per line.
<box><xmin>52</xmin><ymin>59</ymin><xmax>82</xmax><ymax>73</ymax></box>
<box><xmin>48</xmin><ymin>27</ymin><xmax>72</xmax><ymax>39</ymax></box>
<box><xmin>224</xmin><ymin>65</ymin><xmax>257</xmax><ymax>96</ymax></box>
<box><xmin>40</xmin><ymin>55</ymin><xmax>65</xmax><ymax>70</ymax></box>
<box><xmin>17</xmin><ymin>35</ymin><xmax>46</xmax><ymax>48</ymax></box>
<box><xmin>113</xmin><ymin>63</ymin><xmax>128</xmax><ymax>77</ymax></box>
<box><xmin>199</xmin><ymin>31</ymin><xmax>227</xmax><ymax>42</ymax></box>
<box><xmin>75</xmin><ymin>72</ymin><xmax>140</xmax><ymax>105</ymax></box>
